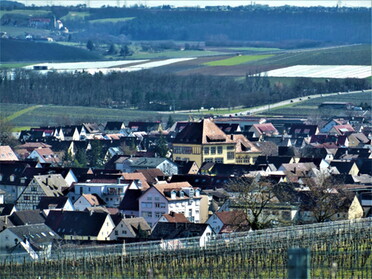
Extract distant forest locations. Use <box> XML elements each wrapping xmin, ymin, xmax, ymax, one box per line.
<box><xmin>0</xmin><ymin>70</ymin><xmax>368</xmax><ymax>110</ymax></box>
<box><xmin>62</xmin><ymin>6</ymin><xmax>372</xmax><ymax>45</ymax></box>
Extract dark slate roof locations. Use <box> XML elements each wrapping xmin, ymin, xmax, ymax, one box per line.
<box><xmin>105</xmin><ymin>121</ymin><xmax>125</xmax><ymax>131</ymax></box>
<box><xmin>169</xmin><ymin>174</ymin><xmax>232</xmax><ymax>190</ymax></box>
<box><xmin>254</xmin><ymin>141</ymin><xmax>278</xmax><ymax>156</ymax></box>
<box><xmin>288</xmin><ymin>124</ymin><xmax>318</xmax><ymax>137</ymax></box>
<box><xmin>175</xmin><ymin>160</ymin><xmax>198</xmax><ymax>175</ymax></box>
<box><xmin>0</xmin><ymin>204</ymin><xmax>16</xmax><ymax>216</ymax></box>
<box><xmin>45</xmin><ymin>140</ymin><xmax>72</xmax><ymax>152</ymax></box>
<box><xmin>334</xmin><ymin>148</ymin><xmax>371</xmax><ymax>160</ymax></box>
<box><xmin>45</xmin><ymin>210</ymin><xmax>109</xmax><ymax>237</ymax></box>
<box><xmin>215</xmin><ymin>123</ymin><xmax>241</xmax><ymax>135</ymax></box>
<box><xmin>128</xmin><ymin>121</ymin><xmax>161</xmax><ymax>132</ymax></box>
<box><xmin>354</xmin><ymin>159</ymin><xmax>372</xmax><ymax>175</ymax></box>
<box><xmin>7</xmin><ymin>223</ymin><xmax>60</xmax><ymax>244</ymax></box>
<box><xmin>298</xmin><ymin>158</ymin><xmax>323</xmax><ymax>167</ymax></box>
<box><xmin>330</xmin><ymin>161</ymin><xmax>356</xmax><ymax>174</ymax></box>
<box><xmin>9</xmin><ymin>210</ymin><xmax>46</xmax><ymax>226</ymax></box>
<box><xmin>254</xmin><ymin>156</ymin><xmax>293</xmax><ymax>168</ymax></box>
<box><xmin>128</xmin><ymin>157</ymin><xmax>172</xmax><ymax>168</ymax></box>
<box><xmin>118</xmin><ymin>189</ymin><xmax>142</xmax><ymax>211</ymax></box>
<box><xmin>135</xmin><ymin>168</ymin><xmax>166</xmax><ymax>184</ymax></box>
<box><xmin>150</xmin><ymin>222</ymin><xmax>209</xmax><ymax>240</ymax></box>
<box><xmin>0</xmin><ymin>161</ymin><xmax>35</xmax><ymax>186</ymax></box>
<box><xmin>199</xmin><ymin>162</ymin><xmax>256</xmax><ymax>177</ymax></box>
<box><xmin>36</xmin><ymin>196</ymin><xmax>70</xmax><ymax>210</ymax></box>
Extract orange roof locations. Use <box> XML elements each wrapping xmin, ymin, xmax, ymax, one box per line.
<box><xmin>0</xmin><ymin>146</ymin><xmax>19</xmax><ymax>161</ymax></box>
<box><xmin>122</xmin><ymin>172</ymin><xmax>150</xmax><ymax>190</ymax></box>
<box><xmin>162</xmin><ymin>212</ymin><xmax>190</xmax><ymax>223</ymax></box>
<box><xmin>232</xmin><ymin>134</ymin><xmax>261</xmax><ymax>153</ymax></box>
<box><xmin>154</xmin><ymin>182</ymin><xmax>192</xmax><ymax>194</ymax></box>
<box><xmin>82</xmin><ymin>194</ymin><xmax>101</xmax><ymax>206</ymax></box>
<box><xmin>215</xmin><ymin>210</ymin><xmax>247</xmax><ymax>225</ymax></box>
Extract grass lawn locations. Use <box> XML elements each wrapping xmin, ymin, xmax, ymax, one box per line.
<box><xmin>89</xmin><ymin>17</ymin><xmax>135</xmax><ymax>23</ymax></box>
<box><xmin>204</xmin><ymin>54</ymin><xmax>274</xmax><ymax>66</ymax></box>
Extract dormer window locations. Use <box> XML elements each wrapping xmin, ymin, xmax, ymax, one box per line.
<box><xmin>171</xmin><ymin>190</ymin><xmax>176</xmax><ymax>199</ymax></box>
<box><xmin>180</xmin><ymin>191</ymin><xmax>185</xmax><ymax>198</ymax></box>
<box><xmin>10</xmin><ymin>175</ymin><xmax>15</xmax><ymax>182</ymax></box>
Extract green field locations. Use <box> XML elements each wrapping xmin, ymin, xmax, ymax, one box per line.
<box><xmin>89</xmin><ymin>17</ymin><xmax>135</xmax><ymax>23</ymax></box>
<box><xmin>0</xmin><ymin>26</ymin><xmax>52</xmax><ymax>37</ymax></box>
<box><xmin>0</xmin><ymin>62</ymin><xmax>33</xmax><ymax>69</ymax></box>
<box><xmin>229</xmin><ymin>47</ymin><xmax>281</xmax><ymax>52</ymax></box>
<box><xmin>204</xmin><ymin>54</ymin><xmax>274</xmax><ymax>66</ymax></box>
<box><xmin>0</xmin><ymin>9</ymin><xmax>51</xmax><ymax>18</ymax></box>
<box><xmin>0</xmin><ymin>104</ymin><xmax>189</xmax><ymax>127</ymax></box>
<box><xmin>61</xmin><ymin>11</ymin><xmax>90</xmax><ymax>21</ymax></box>
<box><xmin>130</xmin><ymin>50</ymin><xmax>227</xmax><ymax>59</ymax></box>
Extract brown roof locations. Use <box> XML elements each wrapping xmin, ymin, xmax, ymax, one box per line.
<box><xmin>215</xmin><ymin>210</ymin><xmax>247</xmax><ymax>225</ymax></box>
<box><xmin>135</xmin><ymin>168</ymin><xmax>166</xmax><ymax>184</ymax></box>
<box><xmin>82</xmin><ymin>194</ymin><xmax>102</xmax><ymax>206</ymax></box>
<box><xmin>154</xmin><ymin>182</ymin><xmax>192</xmax><ymax>194</ymax></box>
<box><xmin>252</xmin><ymin>123</ymin><xmax>278</xmax><ymax>135</ymax></box>
<box><xmin>173</xmin><ymin>119</ymin><xmax>234</xmax><ymax>145</ymax></box>
<box><xmin>232</xmin><ymin>134</ymin><xmax>261</xmax><ymax>153</ymax></box>
<box><xmin>33</xmin><ymin>147</ymin><xmax>60</xmax><ymax>163</ymax></box>
<box><xmin>0</xmin><ymin>146</ymin><xmax>19</xmax><ymax>161</ymax></box>
<box><xmin>122</xmin><ymin>172</ymin><xmax>150</xmax><ymax>190</ymax></box>
<box><xmin>162</xmin><ymin>212</ymin><xmax>190</xmax><ymax>223</ymax></box>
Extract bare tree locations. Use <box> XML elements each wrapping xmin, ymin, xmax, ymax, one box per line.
<box><xmin>227</xmin><ymin>177</ymin><xmax>278</xmax><ymax>230</ymax></box>
<box><xmin>305</xmin><ymin>176</ymin><xmax>353</xmax><ymax>223</ymax></box>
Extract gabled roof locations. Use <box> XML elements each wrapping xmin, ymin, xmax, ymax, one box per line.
<box><xmin>255</xmin><ymin>156</ymin><xmax>293</xmax><ymax>168</ymax></box>
<box><xmin>331</xmin><ymin>124</ymin><xmax>355</xmax><ymax>135</ymax></box>
<box><xmin>251</xmin><ymin>123</ymin><xmax>278</xmax><ymax>136</ymax></box>
<box><xmin>37</xmin><ymin>196</ymin><xmax>70</xmax><ymax>210</ymax></box>
<box><xmin>150</xmin><ymin>222</ymin><xmax>210</xmax><ymax>240</ymax></box>
<box><xmin>120</xmin><ymin>217</ymin><xmax>151</xmax><ymax>236</ymax></box>
<box><xmin>0</xmin><ymin>146</ymin><xmax>19</xmax><ymax>161</ymax></box>
<box><xmin>215</xmin><ymin>123</ymin><xmax>241</xmax><ymax>134</ymax></box>
<box><xmin>79</xmin><ymin>194</ymin><xmax>104</xmax><ymax>206</ymax></box>
<box><xmin>6</xmin><ymin>223</ymin><xmax>60</xmax><ymax>244</ymax></box>
<box><xmin>134</xmin><ymin>169</ymin><xmax>166</xmax><ymax>185</ymax></box>
<box><xmin>330</xmin><ymin>161</ymin><xmax>357</xmax><ymax>174</ymax></box>
<box><xmin>31</xmin><ymin>174</ymin><xmax>67</xmax><ymax>197</ymax></box>
<box><xmin>162</xmin><ymin>212</ymin><xmax>190</xmax><ymax>223</ymax></box>
<box><xmin>105</xmin><ymin>121</ymin><xmax>125</xmax><ymax>131</ymax></box>
<box><xmin>173</xmin><ymin>119</ymin><xmax>234</xmax><ymax>145</ymax></box>
<box><xmin>175</xmin><ymin>160</ymin><xmax>199</xmax><ymax>175</ymax></box>
<box><xmin>118</xmin><ymin>189</ymin><xmax>142</xmax><ymax>211</ymax></box>
<box><xmin>288</xmin><ymin>124</ymin><xmax>318</xmax><ymax>136</ymax></box>
<box><xmin>199</xmin><ymin>162</ymin><xmax>256</xmax><ymax>177</ymax></box>
<box><xmin>0</xmin><ymin>161</ymin><xmax>34</xmax><ymax>186</ymax></box>
<box><xmin>45</xmin><ymin>210</ymin><xmax>110</xmax><ymax>237</ymax></box>
<box><xmin>9</xmin><ymin>210</ymin><xmax>46</xmax><ymax>226</ymax></box>
<box><xmin>170</xmin><ymin>174</ymin><xmax>231</xmax><ymax>190</ymax></box>
<box><xmin>214</xmin><ymin>210</ymin><xmax>247</xmax><ymax>225</ymax></box>
<box><xmin>126</xmin><ymin>157</ymin><xmax>174</xmax><ymax>169</ymax></box>
<box><xmin>232</xmin><ymin>134</ymin><xmax>260</xmax><ymax>153</ymax></box>
<box><xmin>31</xmin><ymin>148</ymin><xmax>60</xmax><ymax>164</ymax></box>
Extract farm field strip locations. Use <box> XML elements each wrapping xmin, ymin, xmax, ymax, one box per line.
<box><xmin>3</xmin><ymin>105</ymin><xmax>42</xmax><ymax>122</ymax></box>
<box><xmin>22</xmin><ymin>58</ymin><xmax>196</xmax><ymax>75</ymax></box>
<box><xmin>264</xmin><ymin>65</ymin><xmax>372</xmax><ymax>78</ymax></box>
<box><xmin>204</xmin><ymin>54</ymin><xmax>274</xmax><ymax>66</ymax></box>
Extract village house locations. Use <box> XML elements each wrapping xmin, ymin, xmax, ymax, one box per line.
<box><xmin>27</xmin><ymin>147</ymin><xmax>61</xmax><ymax>165</ymax></box>
<box><xmin>138</xmin><ymin>182</ymin><xmax>208</xmax><ymax>227</ymax></box>
<box><xmin>45</xmin><ymin>210</ymin><xmax>115</xmax><ymax>241</ymax></box>
<box><xmin>206</xmin><ymin>210</ymin><xmax>249</xmax><ymax>234</ymax></box>
<box><xmin>73</xmin><ymin>193</ymin><xmax>104</xmax><ymax>211</ymax></box>
<box><xmin>249</xmin><ymin>123</ymin><xmax>279</xmax><ymax>139</ymax></box>
<box><xmin>15</xmin><ymin>174</ymin><xmax>68</xmax><ymax>211</ymax></box>
<box><xmin>0</xmin><ymin>223</ymin><xmax>60</xmax><ymax>260</ymax></box>
<box><xmin>172</xmin><ymin>119</ymin><xmax>237</xmax><ymax>167</ymax></box>
<box><xmin>0</xmin><ymin>146</ymin><xmax>19</xmax><ymax>161</ymax></box>
<box><xmin>109</xmin><ymin>217</ymin><xmax>151</xmax><ymax>240</ymax></box>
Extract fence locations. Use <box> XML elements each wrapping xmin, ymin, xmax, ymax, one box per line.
<box><xmin>1</xmin><ymin>217</ymin><xmax>371</xmax><ymax>278</ymax></box>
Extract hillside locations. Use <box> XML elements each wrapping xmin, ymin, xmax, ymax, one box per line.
<box><xmin>0</xmin><ymin>39</ymin><xmax>102</xmax><ymax>62</ymax></box>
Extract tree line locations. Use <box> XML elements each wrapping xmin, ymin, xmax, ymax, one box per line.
<box><xmin>60</xmin><ymin>6</ymin><xmax>372</xmax><ymax>45</ymax></box>
<box><xmin>0</xmin><ymin>70</ymin><xmax>369</xmax><ymax>110</ymax></box>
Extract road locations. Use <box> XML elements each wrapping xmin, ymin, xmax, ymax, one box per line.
<box><xmin>222</xmin><ymin>89</ymin><xmax>372</xmax><ymax>117</ymax></box>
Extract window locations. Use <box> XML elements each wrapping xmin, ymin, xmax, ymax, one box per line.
<box><xmin>147</xmin><ymin>197</ymin><xmax>152</xmax><ymax>201</ymax></box>
<box><xmin>214</xmin><ymin>158</ymin><xmax>223</xmax><ymax>163</ymax></box>
<box><xmin>227</xmin><ymin>152</ymin><xmax>235</xmax><ymax>160</ymax></box>
<box><xmin>31</xmin><ymin>186</ymin><xmax>37</xmax><ymax>192</ymax></box>
<box><xmin>155</xmin><ymin>212</ymin><xmax>162</xmax><ymax>218</ymax></box>
<box><xmin>173</xmin><ymin>146</ymin><xmax>193</xmax><ymax>154</ymax></box>
<box><xmin>155</xmin><ymin>197</ymin><xmax>160</xmax><ymax>201</ymax></box>
<box><xmin>24</xmin><ymin>196</ymin><xmax>30</xmax><ymax>200</ymax></box>
<box><xmin>204</xmin><ymin>147</ymin><xmax>209</xmax><ymax>154</ymax></box>
<box><xmin>217</xmin><ymin>146</ymin><xmax>223</xmax><ymax>154</ymax></box>
<box><xmin>205</xmin><ymin>158</ymin><xmax>213</xmax><ymax>163</ymax></box>
<box><xmin>210</xmin><ymin>147</ymin><xmax>216</xmax><ymax>155</ymax></box>
<box><xmin>227</xmin><ymin>145</ymin><xmax>234</xmax><ymax>150</ymax></box>
<box><xmin>155</xmin><ymin>202</ymin><xmax>161</xmax><ymax>208</ymax></box>
<box><xmin>122</xmin><ymin>230</ymin><xmax>127</xmax><ymax>234</ymax></box>
<box><xmin>142</xmin><ymin>211</ymin><xmax>152</xmax><ymax>218</ymax></box>
<box><xmin>10</xmin><ymin>175</ymin><xmax>15</xmax><ymax>182</ymax></box>
<box><xmin>115</xmin><ymin>231</ymin><xmax>118</xmax><ymax>236</ymax></box>
<box><xmin>141</xmin><ymin>202</ymin><xmax>152</xmax><ymax>208</ymax></box>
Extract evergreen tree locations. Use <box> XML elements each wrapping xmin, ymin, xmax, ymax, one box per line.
<box><xmin>155</xmin><ymin>135</ymin><xmax>169</xmax><ymax>158</ymax></box>
<box><xmin>86</xmin><ymin>40</ymin><xmax>95</xmax><ymax>51</ymax></box>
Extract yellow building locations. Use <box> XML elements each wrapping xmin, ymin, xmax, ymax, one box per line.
<box><xmin>172</xmin><ymin>119</ymin><xmax>260</xmax><ymax>166</ymax></box>
<box><xmin>172</xmin><ymin>119</ymin><xmax>236</xmax><ymax>166</ymax></box>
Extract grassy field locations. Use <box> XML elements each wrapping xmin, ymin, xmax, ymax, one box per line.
<box><xmin>0</xmin><ymin>104</ymin><xmax>189</xmax><ymax>127</ymax></box>
<box><xmin>130</xmin><ymin>49</ymin><xmax>227</xmax><ymax>59</ymax></box>
<box><xmin>204</xmin><ymin>54</ymin><xmax>274</xmax><ymax>66</ymax></box>
<box><xmin>60</xmin><ymin>11</ymin><xmax>90</xmax><ymax>21</ymax></box>
<box><xmin>0</xmin><ymin>9</ymin><xmax>51</xmax><ymax>18</ymax></box>
<box><xmin>229</xmin><ymin>47</ymin><xmax>281</xmax><ymax>52</ymax></box>
<box><xmin>0</xmin><ymin>26</ymin><xmax>51</xmax><ymax>37</ymax></box>
<box><xmin>0</xmin><ymin>62</ymin><xmax>33</xmax><ymax>69</ymax></box>
<box><xmin>89</xmin><ymin>17</ymin><xmax>135</xmax><ymax>23</ymax></box>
